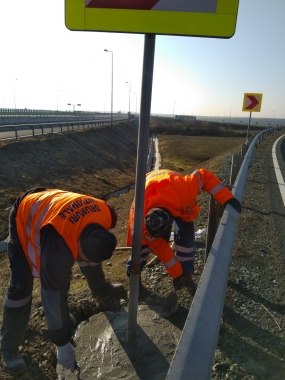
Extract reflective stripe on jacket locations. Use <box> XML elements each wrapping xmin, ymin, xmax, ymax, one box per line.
<box><xmin>16</xmin><ymin>189</ymin><xmax>112</xmax><ymax>277</ymax></box>
<box><xmin>126</xmin><ymin>168</ymin><xmax>234</xmax><ymax>278</ymax></box>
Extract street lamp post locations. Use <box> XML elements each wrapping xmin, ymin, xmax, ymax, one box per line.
<box><xmin>126</xmin><ymin>81</ymin><xmax>131</xmax><ymax>115</ymax></box>
<box><xmin>57</xmin><ymin>90</ymin><xmax>60</xmax><ymax>112</ymax></box>
<box><xmin>104</xmin><ymin>49</ymin><xmax>113</xmax><ymax>126</ymax></box>
<box><xmin>14</xmin><ymin>78</ymin><xmax>18</xmax><ymax>110</ymax></box>
<box><xmin>134</xmin><ymin>92</ymin><xmax>137</xmax><ymax>114</ymax></box>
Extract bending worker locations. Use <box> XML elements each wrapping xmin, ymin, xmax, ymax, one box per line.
<box><xmin>0</xmin><ymin>188</ymin><xmax>124</xmax><ymax>376</ymax></box>
<box><xmin>126</xmin><ymin>169</ymin><xmax>241</xmax><ymax>294</ymax></box>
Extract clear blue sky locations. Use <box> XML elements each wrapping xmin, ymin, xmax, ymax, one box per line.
<box><xmin>0</xmin><ymin>1</ymin><xmax>284</xmax><ymax>120</ymax></box>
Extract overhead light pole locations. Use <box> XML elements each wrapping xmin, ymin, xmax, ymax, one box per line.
<box><xmin>14</xmin><ymin>78</ymin><xmax>18</xmax><ymax>110</ymax></box>
<box><xmin>104</xmin><ymin>49</ymin><xmax>113</xmax><ymax>126</ymax></box>
<box><xmin>57</xmin><ymin>90</ymin><xmax>60</xmax><ymax>112</ymax></box>
<box><xmin>126</xmin><ymin>81</ymin><xmax>131</xmax><ymax>115</ymax></box>
<box><xmin>134</xmin><ymin>92</ymin><xmax>137</xmax><ymax>114</ymax></box>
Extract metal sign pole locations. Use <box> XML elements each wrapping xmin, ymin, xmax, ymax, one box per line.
<box><xmin>246</xmin><ymin>111</ymin><xmax>252</xmax><ymax>143</ymax></box>
<box><xmin>127</xmin><ymin>33</ymin><xmax>156</xmax><ymax>343</ymax></box>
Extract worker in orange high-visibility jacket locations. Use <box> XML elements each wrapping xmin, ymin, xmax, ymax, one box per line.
<box><xmin>126</xmin><ymin>169</ymin><xmax>241</xmax><ymax>295</ymax></box>
<box><xmin>0</xmin><ymin>188</ymin><xmax>124</xmax><ymax>376</ymax></box>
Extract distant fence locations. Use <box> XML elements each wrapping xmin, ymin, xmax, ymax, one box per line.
<box><xmin>0</xmin><ymin>117</ymin><xmax>131</xmax><ymax>141</ymax></box>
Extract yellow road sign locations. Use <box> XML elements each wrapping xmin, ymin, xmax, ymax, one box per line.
<box><xmin>65</xmin><ymin>0</ymin><xmax>239</xmax><ymax>38</ymax></box>
<box><xmin>242</xmin><ymin>93</ymin><xmax>263</xmax><ymax>112</ymax></box>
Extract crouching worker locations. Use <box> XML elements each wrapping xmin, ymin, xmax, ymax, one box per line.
<box><xmin>126</xmin><ymin>169</ymin><xmax>241</xmax><ymax>297</ymax></box>
<box><xmin>0</xmin><ymin>188</ymin><xmax>124</xmax><ymax>376</ymax></box>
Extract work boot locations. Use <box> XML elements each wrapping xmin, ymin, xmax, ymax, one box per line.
<box><xmin>1</xmin><ymin>348</ymin><xmax>27</xmax><ymax>376</ymax></box>
<box><xmin>91</xmin><ymin>281</ymin><xmax>125</xmax><ymax>297</ymax></box>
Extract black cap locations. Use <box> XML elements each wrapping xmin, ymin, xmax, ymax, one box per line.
<box><xmin>79</xmin><ymin>223</ymin><xmax>117</xmax><ymax>262</ymax></box>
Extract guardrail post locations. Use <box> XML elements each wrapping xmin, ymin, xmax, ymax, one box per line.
<box><xmin>51</xmin><ymin>125</ymin><xmax>54</xmax><ymax>134</ymax></box>
<box><xmin>61</xmin><ymin>124</ymin><xmax>63</xmax><ymax>132</ymax></box>
<box><xmin>15</xmin><ymin>126</ymin><xmax>18</xmax><ymax>140</ymax></box>
<box><xmin>230</xmin><ymin>154</ymin><xmax>243</xmax><ymax>185</ymax></box>
<box><xmin>205</xmin><ymin>197</ymin><xmax>222</xmax><ymax>260</ymax></box>
<box><xmin>32</xmin><ymin>126</ymin><xmax>35</xmax><ymax>137</ymax></box>
<box><xmin>205</xmin><ymin>184</ymin><xmax>232</xmax><ymax>261</ymax></box>
<box><xmin>241</xmin><ymin>143</ymin><xmax>247</xmax><ymax>156</ymax></box>
<box><xmin>41</xmin><ymin>125</ymin><xmax>44</xmax><ymax>135</ymax></box>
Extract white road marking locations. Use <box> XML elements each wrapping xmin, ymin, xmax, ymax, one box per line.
<box><xmin>272</xmin><ymin>134</ymin><xmax>285</xmax><ymax>206</ymax></box>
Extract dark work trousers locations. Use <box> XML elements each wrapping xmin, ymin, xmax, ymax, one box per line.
<box><xmin>173</xmin><ymin>218</ymin><xmax>195</xmax><ymax>275</ymax></box>
<box><xmin>0</xmin><ymin>205</ymin><xmax>34</xmax><ymax>350</ymax></box>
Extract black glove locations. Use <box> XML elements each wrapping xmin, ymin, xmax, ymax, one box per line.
<box><xmin>173</xmin><ymin>273</ymin><xmax>186</xmax><ymax>291</ymax></box>
<box><xmin>223</xmin><ymin>197</ymin><xmax>242</xmax><ymax>213</ymax></box>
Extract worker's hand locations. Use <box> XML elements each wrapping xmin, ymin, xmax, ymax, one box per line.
<box><xmin>223</xmin><ymin>197</ymin><xmax>242</xmax><ymax>213</ymax></box>
<box><xmin>173</xmin><ymin>273</ymin><xmax>186</xmax><ymax>291</ymax></box>
<box><xmin>57</xmin><ymin>342</ymin><xmax>76</xmax><ymax>372</ymax></box>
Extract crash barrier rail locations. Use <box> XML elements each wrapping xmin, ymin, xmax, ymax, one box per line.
<box><xmin>166</xmin><ymin>126</ymin><xmax>285</xmax><ymax>380</ymax></box>
<box><xmin>0</xmin><ymin>116</ymin><xmax>131</xmax><ymax>141</ymax></box>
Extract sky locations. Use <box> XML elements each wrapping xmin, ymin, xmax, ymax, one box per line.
<box><xmin>0</xmin><ymin>1</ymin><xmax>284</xmax><ymax>121</ymax></box>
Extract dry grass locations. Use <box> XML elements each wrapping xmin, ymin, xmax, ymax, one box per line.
<box><xmin>158</xmin><ymin>135</ymin><xmax>245</xmax><ymax>172</ymax></box>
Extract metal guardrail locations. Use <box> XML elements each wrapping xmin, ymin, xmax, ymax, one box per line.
<box><xmin>0</xmin><ymin>117</ymin><xmax>131</xmax><ymax>141</ymax></box>
<box><xmin>166</xmin><ymin>127</ymin><xmax>285</xmax><ymax>380</ymax></box>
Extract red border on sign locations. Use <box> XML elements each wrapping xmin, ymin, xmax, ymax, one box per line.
<box><xmin>86</xmin><ymin>0</ymin><xmax>160</xmax><ymax>10</ymax></box>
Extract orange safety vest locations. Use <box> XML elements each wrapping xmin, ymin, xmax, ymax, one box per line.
<box><xmin>16</xmin><ymin>190</ymin><xmax>112</xmax><ymax>277</ymax></box>
<box><xmin>126</xmin><ymin>169</ymin><xmax>233</xmax><ymax>278</ymax></box>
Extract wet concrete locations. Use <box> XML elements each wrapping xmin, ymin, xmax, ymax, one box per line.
<box><xmin>57</xmin><ymin>305</ymin><xmax>184</xmax><ymax>380</ymax></box>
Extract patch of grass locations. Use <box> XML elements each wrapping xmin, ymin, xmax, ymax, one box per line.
<box><xmin>158</xmin><ymin>135</ymin><xmax>245</xmax><ymax>172</ymax></box>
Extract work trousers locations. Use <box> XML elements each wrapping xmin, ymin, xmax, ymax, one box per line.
<box><xmin>1</xmin><ymin>204</ymin><xmax>34</xmax><ymax>349</ymax></box>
